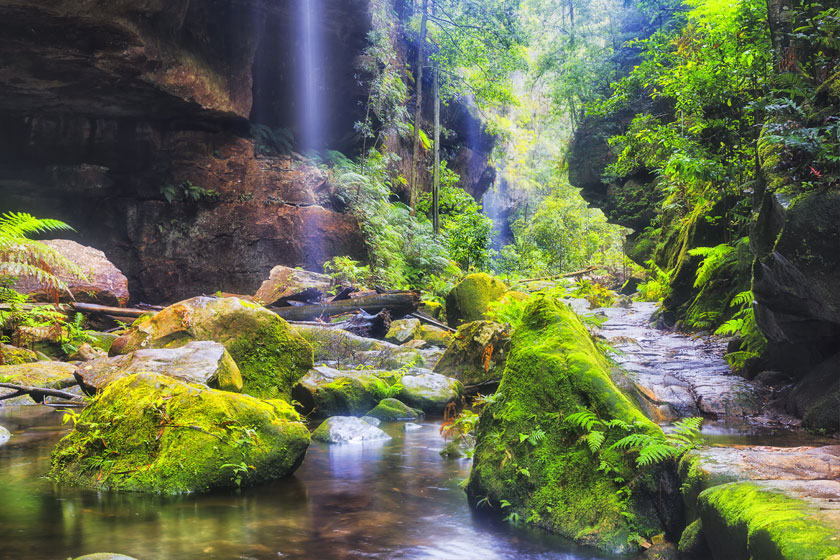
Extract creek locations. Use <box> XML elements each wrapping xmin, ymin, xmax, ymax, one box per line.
<box><xmin>0</xmin><ymin>408</ymin><xmax>610</xmax><ymax>560</ymax></box>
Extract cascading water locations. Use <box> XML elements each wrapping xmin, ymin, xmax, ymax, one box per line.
<box><xmin>299</xmin><ymin>0</ymin><xmax>323</xmax><ymax>155</ymax></box>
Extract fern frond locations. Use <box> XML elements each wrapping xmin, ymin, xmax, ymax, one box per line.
<box><xmin>565</xmin><ymin>410</ymin><xmax>600</xmax><ymax>432</ymax></box>
<box><xmin>585</xmin><ymin>431</ymin><xmax>606</xmax><ymax>454</ymax></box>
<box><xmin>688</xmin><ymin>243</ymin><xmax>735</xmax><ymax>287</ymax></box>
<box><xmin>730</xmin><ymin>290</ymin><xmax>754</xmax><ymax>308</ymax></box>
<box><xmin>609</xmin><ymin>433</ymin><xmax>657</xmax><ymax>451</ymax></box>
<box><xmin>636</xmin><ymin>444</ymin><xmax>677</xmax><ymax>466</ymax></box>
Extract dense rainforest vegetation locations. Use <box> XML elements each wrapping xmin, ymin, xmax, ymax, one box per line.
<box><xmin>2</xmin><ymin>0</ymin><xmax>840</xmax><ymax>559</ymax></box>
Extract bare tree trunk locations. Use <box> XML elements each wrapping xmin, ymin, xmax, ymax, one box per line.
<box><xmin>433</xmin><ymin>57</ymin><xmax>441</xmax><ymax>236</ymax></box>
<box><xmin>409</xmin><ymin>0</ymin><xmax>429</xmax><ymax>213</ymax></box>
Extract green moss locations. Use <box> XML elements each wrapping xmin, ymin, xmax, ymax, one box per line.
<box><xmin>434</xmin><ymin>320</ymin><xmax>510</xmax><ymax>386</ymax></box>
<box><xmin>698</xmin><ymin>482</ymin><xmax>840</xmax><ymax>560</ymax></box>
<box><xmin>312</xmin><ymin>375</ymin><xmax>391</xmax><ymax>417</ymax></box>
<box><xmin>50</xmin><ymin>372</ymin><xmax>310</xmax><ymax>494</ymax></box>
<box><xmin>465</xmin><ymin>295</ymin><xmax>666</xmax><ymax>554</ymax></box>
<box><xmin>445</xmin><ymin>273</ymin><xmax>508</xmax><ymax>327</ymax></box>
<box><xmin>112</xmin><ymin>298</ymin><xmax>314</xmax><ymax>400</ymax></box>
<box><xmin>226</xmin><ymin>319</ymin><xmax>313</xmax><ymax>400</ymax></box>
<box><xmin>365</xmin><ymin>398</ymin><xmax>422</xmax><ymax>421</ymax></box>
<box><xmin>677</xmin><ymin>519</ymin><xmax>710</xmax><ymax>559</ymax></box>
<box><xmin>0</xmin><ymin>344</ymin><xmax>38</xmax><ymax>365</ymax></box>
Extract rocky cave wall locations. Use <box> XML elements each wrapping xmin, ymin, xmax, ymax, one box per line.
<box><xmin>0</xmin><ymin>0</ymin><xmax>497</xmax><ymax>303</ymax></box>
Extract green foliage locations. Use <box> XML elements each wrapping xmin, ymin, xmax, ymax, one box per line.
<box><xmin>635</xmin><ymin>261</ymin><xmax>671</xmax><ymax>302</ymax></box>
<box><xmin>323</xmin><ymin>256</ymin><xmax>372</xmax><ymax>287</ymax></box>
<box><xmin>251</xmin><ymin>124</ymin><xmax>295</xmax><ymax>156</ymax></box>
<box><xmin>567</xmin><ymin>409</ymin><xmax>704</xmax><ymax>468</ymax></box>
<box><xmin>486</xmin><ymin>294</ymin><xmax>530</xmax><ymax>329</ymax></box>
<box><xmin>0</xmin><ymin>212</ymin><xmax>81</xmax><ymax>296</ymax></box>
<box><xmin>326</xmin><ymin>150</ymin><xmax>459</xmax><ymax>288</ymax></box>
<box><xmin>160</xmin><ymin>180</ymin><xmax>219</xmax><ymax>203</ymax></box>
<box><xmin>570</xmin><ymin>278</ymin><xmax>616</xmax><ymax>308</ymax></box>
<box><xmin>715</xmin><ymin>290</ymin><xmax>767</xmax><ymax>370</ymax></box>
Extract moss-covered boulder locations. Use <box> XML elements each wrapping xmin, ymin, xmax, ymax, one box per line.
<box><xmin>50</xmin><ymin>372</ymin><xmax>310</xmax><ymax>494</ymax></box>
<box><xmin>294</xmin><ymin>324</ymin><xmax>427</xmax><ymax>369</ymax></box>
<box><xmin>465</xmin><ymin>295</ymin><xmax>676</xmax><ymax>554</ymax></box>
<box><xmin>365</xmin><ymin>398</ymin><xmax>423</xmax><ymax>422</ymax></box>
<box><xmin>415</xmin><ymin>325</ymin><xmax>452</xmax><ymax>347</ymax></box>
<box><xmin>0</xmin><ymin>361</ymin><xmax>78</xmax><ymax>405</ymax></box>
<box><xmin>398</xmin><ymin>371</ymin><xmax>463</xmax><ymax>414</ymax></box>
<box><xmin>698</xmin><ymin>481</ymin><xmax>840</xmax><ymax>560</ymax></box>
<box><xmin>311</xmin><ymin>416</ymin><xmax>391</xmax><ymax>444</ymax></box>
<box><xmin>292</xmin><ymin>366</ymin><xmax>393</xmax><ymax>417</ymax></box>
<box><xmin>434</xmin><ymin>321</ymin><xmax>511</xmax><ymax>388</ymax></box>
<box><xmin>0</xmin><ymin>344</ymin><xmax>37</xmax><ymax>365</ymax></box>
<box><xmin>386</xmin><ymin>318</ymin><xmax>421</xmax><ymax>343</ymax></box>
<box><xmin>445</xmin><ymin>273</ymin><xmax>508</xmax><ymax>327</ymax></box>
<box><xmin>76</xmin><ymin>341</ymin><xmax>242</xmax><ymax>395</ymax></box>
<box><xmin>110</xmin><ymin>297</ymin><xmax>313</xmax><ymax>400</ymax></box>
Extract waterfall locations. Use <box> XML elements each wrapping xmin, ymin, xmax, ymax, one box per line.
<box><xmin>299</xmin><ymin>0</ymin><xmax>323</xmax><ymax>154</ymax></box>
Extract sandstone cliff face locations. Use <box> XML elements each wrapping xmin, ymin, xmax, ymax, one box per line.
<box><xmin>0</xmin><ymin>0</ymin><xmax>494</xmax><ymax>303</ymax></box>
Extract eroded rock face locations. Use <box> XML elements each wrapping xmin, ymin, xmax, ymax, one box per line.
<box><xmin>76</xmin><ymin>341</ymin><xmax>242</xmax><ymax>395</ymax></box>
<box><xmin>50</xmin><ymin>372</ymin><xmax>310</xmax><ymax>494</ymax></box>
<box><xmin>13</xmin><ymin>240</ymin><xmax>129</xmax><ymax>306</ymax></box>
<box><xmin>751</xmin><ymin>192</ymin><xmax>840</xmax><ymax>431</ymax></box>
<box><xmin>111</xmin><ymin>297</ymin><xmax>313</xmax><ymax>400</ymax></box>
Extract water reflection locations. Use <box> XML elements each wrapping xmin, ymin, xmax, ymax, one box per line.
<box><xmin>1</xmin><ymin>407</ymin><xmax>612</xmax><ymax>560</ymax></box>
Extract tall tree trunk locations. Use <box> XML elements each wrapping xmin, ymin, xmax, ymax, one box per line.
<box><xmin>433</xmin><ymin>61</ymin><xmax>440</xmax><ymax>236</ymax></box>
<box><xmin>409</xmin><ymin>0</ymin><xmax>429</xmax><ymax>213</ymax></box>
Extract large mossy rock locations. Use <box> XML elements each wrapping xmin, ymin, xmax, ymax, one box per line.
<box><xmin>110</xmin><ymin>297</ymin><xmax>313</xmax><ymax>400</ymax></box>
<box><xmin>398</xmin><ymin>371</ymin><xmax>463</xmax><ymax>414</ymax></box>
<box><xmin>445</xmin><ymin>273</ymin><xmax>508</xmax><ymax>327</ymax></box>
<box><xmin>292</xmin><ymin>366</ymin><xmax>393</xmax><ymax>417</ymax></box>
<box><xmin>434</xmin><ymin>321</ymin><xmax>511</xmax><ymax>389</ymax></box>
<box><xmin>0</xmin><ymin>344</ymin><xmax>38</xmax><ymax>365</ymax></box>
<box><xmin>0</xmin><ymin>361</ymin><xmax>77</xmax><ymax>405</ymax></box>
<box><xmin>465</xmin><ymin>295</ymin><xmax>676</xmax><ymax>554</ymax></box>
<box><xmin>365</xmin><ymin>398</ymin><xmax>423</xmax><ymax>422</ymax></box>
<box><xmin>50</xmin><ymin>372</ymin><xmax>310</xmax><ymax>494</ymax></box>
<box><xmin>697</xmin><ymin>481</ymin><xmax>840</xmax><ymax>560</ymax></box>
<box><xmin>76</xmin><ymin>341</ymin><xmax>242</xmax><ymax>395</ymax></box>
<box><xmin>294</xmin><ymin>325</ymin><xmax>429</xmax><ymax>369</ymax></box>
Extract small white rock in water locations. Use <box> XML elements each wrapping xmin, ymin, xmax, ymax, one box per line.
<box><xmin>312</xmin><ymin>416</ymin><xmax>391</xmax><ymax>444</ymax></box>
<box><xmin>404</xmin><ymin>423</ymin><xmax>423</xmax><ymax>431</ymax></box>
<box><xmin>361</xmin><ymin>416</ymin><xmax>381</xmax><ymax>427</ymax></box>
<box><xmin>0</xmin><ymin>425</ymin><xmax>10</xmax><ymax>446</ymax></box>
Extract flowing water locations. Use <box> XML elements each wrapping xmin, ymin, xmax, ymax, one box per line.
<box><xmin>0</xmin><ymin>407</ymin><xmax>612</xmax><ymax>560</ymax></box>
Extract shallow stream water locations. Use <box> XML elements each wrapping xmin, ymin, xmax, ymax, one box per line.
<box><xmin>0</xmin><ymin>406</ymin><xmax>611</xmax><ymax>560</ymax></box>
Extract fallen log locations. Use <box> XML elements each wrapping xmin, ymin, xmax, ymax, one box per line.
<box><xmin>0</xmin><ymin>382</ymin><xmax>82</xmax><ymax>403</ymax></box>
<box><xmin>71</xmin><ymin>303</ymin><xmax>148</xmax><ymax>318</ymax></box>
<box><xmin>269</xmin><ymin>292</ymin><xmax>419</xmax><ymax>322</ymax></box>
<box><xmin>512</xmin><ymin>266</ymin><xmax>599</xmax><ymax>287</ymax></box>
<box><xmin>405</xmin><ymin>312</ymin><xmax>456</xmax><ymax>333</ymax></box>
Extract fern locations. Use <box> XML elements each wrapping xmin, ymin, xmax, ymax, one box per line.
<box><xmin>0</xmin><ymin>212</ymin><xmax>84</xmax><ymax>296</ymax></box>
<box><xmin>585</xmin><ymin>430</ymin><xmax>606</xmax><ymax>453</ymax></box>
<box><xmin>688</xmin><ymin>243</ymin><xmax>735</xmax><ymax>288</ymax></box>
<box><xmin>564</xmin><ymin>410</ymin><xmax>600</xmax><ymax>432</ymax></box>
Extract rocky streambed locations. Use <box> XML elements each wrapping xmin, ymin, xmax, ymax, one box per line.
<box><xmin>596</xmin><ymin>301</ymin><xmax>840</xmax><ymax>559</ymax></box>
<box><xmin>1</xmin><ymin>293</ymin><xmax>838</xmax><ymax>559</ymax></box>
